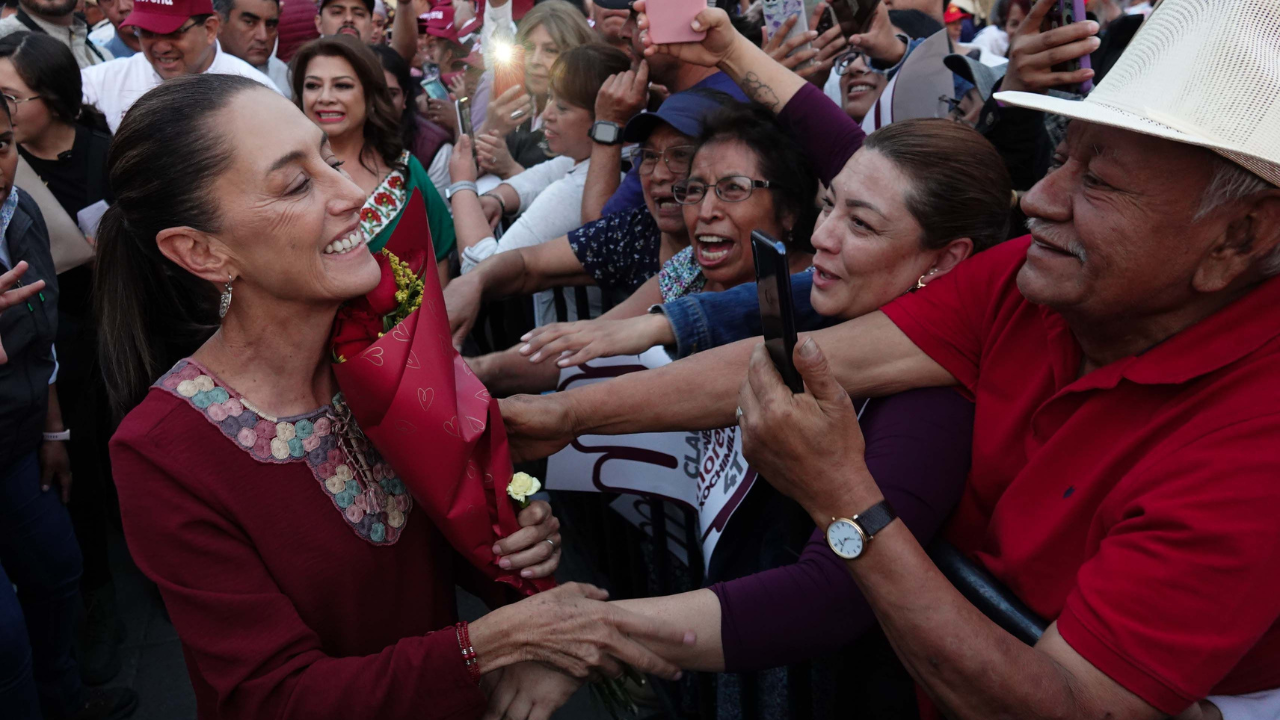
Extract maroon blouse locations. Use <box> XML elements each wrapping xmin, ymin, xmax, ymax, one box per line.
<box><xmin>110</xmin><ymin>360</ymin><xmax>490</xmax><ymax>720</ymax></box>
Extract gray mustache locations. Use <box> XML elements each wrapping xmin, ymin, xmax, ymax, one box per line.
<box><xmin>1026</xmin><ymin>217</ymin><xmax>1087</xmax><ymax>261</ymax></box>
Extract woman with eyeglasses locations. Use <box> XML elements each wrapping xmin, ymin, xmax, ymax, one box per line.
<box><xmin>441</xmin><ymin>88</ymin><xmax>731</xmax><ymax>394</ymax></box>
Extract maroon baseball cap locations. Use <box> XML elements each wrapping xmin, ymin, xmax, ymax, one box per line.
<box><xmin>419</xmin><ymin>7</ymin><xmax>460</xmax><ymax>42</ymax></box>
<box><xmin>121</xmin><ymin>0</ymin><xmax>215</xmax><ymax>34</ymax></box>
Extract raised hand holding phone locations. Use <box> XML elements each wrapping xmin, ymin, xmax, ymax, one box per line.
<box><xmin>1002</xmin><ymin>0</ymin><xmax>1098</xmax><ymax>94</ymax></box>
<box><xmin>643</xmin><ymin>0</ymin><xmax>706</xmax><ymax>44</ymax></box>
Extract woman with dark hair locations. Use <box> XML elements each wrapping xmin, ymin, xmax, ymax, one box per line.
<box><xmin>450</xmin><ymin>43</ymin><xmax>629</xmax><ymax>324</ymax></box>
<box><xmin>0</xmin><ymin>32</ymin><xmax>127</xmax><ymax>686</ymax></box>
<box><xmin>93</xmin><ymin>73</ymin><xmax>694</xmax><ymax>720</ymax></box>
<box><xmin>291</xmin><ymin>35</ymin><xmax>455</xmax><ymax>285</ymax></box>
<box><xmin>368</xmin><ymin>43</ymin><xmax>453</xmax><ymax>199</ymax></box>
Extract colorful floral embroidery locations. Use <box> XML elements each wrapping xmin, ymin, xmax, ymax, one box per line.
<box><xmin>357</xmin><ymin>151</ymin><xmax>411</xmax><ymax>247</ymax></box>
<box><xmin>155</xmin><ymin>359</ymin><xmax>412</xmax><ymax>546</ymax></box>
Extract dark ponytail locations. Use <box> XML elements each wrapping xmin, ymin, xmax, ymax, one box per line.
<box><xmin>95</xmin><ymin>73</ymin><xmax>269</xmax><ymax>415</ymax></box>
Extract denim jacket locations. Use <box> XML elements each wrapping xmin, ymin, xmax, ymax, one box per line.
<box><xmin>656</xmin><ymin>270</ymin><xmax>837</xmax><ymax>358</ymax></box>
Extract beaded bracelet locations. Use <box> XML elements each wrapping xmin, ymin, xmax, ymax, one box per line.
<box><xmin>455</xmin><ymin>622</ymin><xmax>481</xmax><ymax>685</ymax></box>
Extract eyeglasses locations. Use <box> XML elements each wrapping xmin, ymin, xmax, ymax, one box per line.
<box><xmin>635</xmin><ymin>145</ymin><xmax>695</xmax><ymax>176</ymax></box>
<box><xmin>672</xmin><ymin>176</ymin><xmax>777</xmax><ymax>205</ymax></box>
<box><xmin>1</xmin><ymin>93</ymin><xmax>41</xmax><ymax>111</ymax></box>
<box><xmin>833</xmin><ymin>50</ymin><xmax>887</xmax><ymax>77</ymax></box>
<box><xmin>133</xmin><ymin>17</ymin><xmax>204</xmax><ymax>41</ymax></box>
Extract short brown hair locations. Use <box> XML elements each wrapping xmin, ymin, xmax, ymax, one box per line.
<box><xmin>549</xmin><ymin>43</ymin><xmax>630</xmax><ymax>115</ymax></box>
<box><xmin>863</xmin><ymin>118</ymin><xmax>1012</xmax><ymax>251</ymax></box>
<box><xmin>289</xmin><ymin>35</ymin><xmax>404</xmax><ymax>175</ymax></box>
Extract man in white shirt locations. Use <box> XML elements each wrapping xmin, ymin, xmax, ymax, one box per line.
<box><xmin>80</xmin><ymin>0</ymin><xmax>281</xmax><ymax>133</ymax></box>
<box><xmin>212</xmin><ymin>0</ymin><xmax>290</xmax><ymax>96</ymax></box>
<box><xmin>0</xmin><ymin>0</ymin><xmax>112</xmax><ymax>67</ymax></box>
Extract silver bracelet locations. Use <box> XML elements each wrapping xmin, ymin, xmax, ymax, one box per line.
<box><xmin>446</xmin><ymin>181</ymin><xmax>479</xmax><ymax>200</ymax></box>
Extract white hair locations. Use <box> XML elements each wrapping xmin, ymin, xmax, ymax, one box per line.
<box><xmin>1195</xmin><ymin>157</ymin><xmax>1280</xmax><ymax>277</ymax></box>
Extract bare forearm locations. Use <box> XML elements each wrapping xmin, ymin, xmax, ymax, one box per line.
<box><xmin>491</xmin><ymin>183</ymin><xmax>521</xmax><ymax>214</ymax></box>
<box><xmin>581</xmin><ymin>143</ymin><xmax>624</xmax><ymax>223</ymax></box>
<box><xmin>565</xmin><ymin>312</ymin><xmax>953</xmax><ymax>436</ymax></box>
<box><xmin>472</xmin><ymin>347</ymin><xmax>561</xmax><ymax>396</ymax></box>
<box><xmin>390</xmin><ymin>1</ymin><xmax>418</xmax><ymax>62</ymax></box>
<box><xmin>718</xmin><ymin>35</ymin><xmax>807</xmax><ymax>113</ymax></box>
<box><xmin>473</xmin><ymin>241</ymin><xmax>593</xmax><ymax>300</ymax></box>
<box><xmin>452</xmin><ymin>191</ymin><xmax>494</xmax><ymax>253</ymax></box>
<box><xmin>614</xmin><ymin>591</ymin><xmax>724</xmax><ymax>672</ymax></box>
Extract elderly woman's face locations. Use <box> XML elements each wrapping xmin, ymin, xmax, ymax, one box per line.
<box><xmin>809</xmin><ymin>147</ymin><xmax>934</xmax><ymax>319</ymax></box>
<box><xmin>680</xmin><ymin>140</ymin><xmax>787</xmax><ymax>290</ymax></box>
<box><xmin>206</xmin><ymin>89</ymin><xmax>379</xmax><ymax>306</ymax></box>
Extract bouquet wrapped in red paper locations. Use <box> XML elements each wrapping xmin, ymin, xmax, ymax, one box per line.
<box><xmin>330</xmin><ymin>189</ymin><xmax>552</xmax><ymax>595</ymax></box>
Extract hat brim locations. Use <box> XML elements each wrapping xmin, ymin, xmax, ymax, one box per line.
<box><xmin>995</xmin><ymin>90</ymin><xmax>1280</xmax><ymax>186</ymax></box>
<box><xmin>593</xmin><ymin>0</ymin><xmax>633</xmax><ymax>10</ymax></box>
<box><xmin>622</xmin><ymin>111</ymin><xmax>702</xmax><ymax>143</ymax></box>
<box><xmin>119</xmin><ymin>10</ymin><xmax>190</xmax><ymax>34</ymax></box>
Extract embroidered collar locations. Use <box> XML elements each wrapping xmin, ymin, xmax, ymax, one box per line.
<box><xmin>154</xmin><ymin>359</ymin><xmax>412</xmax><ymax>546</ymax></box>
<box><xmin>358</xmin><ymin>150</ymin><xmax>411</xmax><ymax>249</ymax></box>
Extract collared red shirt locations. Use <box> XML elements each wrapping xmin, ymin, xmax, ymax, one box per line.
<box><xmin>881</xmin><ymin>236</ymin><xmax>1280</xmax><ymax>715</ymax></box>
<box><xmin>80</xmin><ymin>40</ymin><xmax>282</xmax><ymax>133</ymax></box>
<box><xmin>0</xmin><ymin>10</ymin><xmax>111</xmax><ymax>68</ymax></box>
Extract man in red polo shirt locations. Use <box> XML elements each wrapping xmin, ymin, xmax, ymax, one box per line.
<box><xmin>498</xmin><ymin>0</ymin><xmax>1280</xmax><ymax>716</ymax></box>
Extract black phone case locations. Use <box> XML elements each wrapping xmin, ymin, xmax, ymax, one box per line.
<box><xmin>752</xmin><ymin>231</ymin><xmax>804</xmax><ymax>393</ymax></box>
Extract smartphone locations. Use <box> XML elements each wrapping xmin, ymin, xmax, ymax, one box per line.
<box><xmin>455</xmin><ymin>96</ymin><xmax>473</xmax><ymax>139</ymax></box>
<box><xmin>1040</xmin><ymin>0</ymin><xmax>1093</xmax><ymax>93</ymax></box>
<box><xmin>763</xmin><ymin>0</ymin><xmax>811</xmax><ymax>50</ymax></box>
<box><xmin>752</xmin><ymin>230</ymin><xmax>804</xmax><ymax>394</ymax></box>
<box><xmin>421</xmin><ymin>77</ymin><xmax>450</xmax><ymax>100</ymax></box>
<box><xmin>491</xmin><ymin>42</ymin><xmax>526</xmax><ymax>100</ymax></box>
<box><xmin>815</xmin><ymin>4</ymin><xmax>835</xmax><ymax>34</ymax></box>
<box><xmin>645</xmin><ymin>0</ymin><xmax>707</xmax><ymax>45</ymax></box>
<box><xmin>829</xmin><ymin>0</ymin><xmax>880</xmax><ymax>36</ymax></box>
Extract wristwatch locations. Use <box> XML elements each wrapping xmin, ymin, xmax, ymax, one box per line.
<box><xmin>589</xmin><ymin>120</ymin><xmax>623</xmax><ymax>145</ymax></box>
<box><xmin>825</xmin><ymin>499</ymin><xmax>897</xmax><ymax>560</ymax></box>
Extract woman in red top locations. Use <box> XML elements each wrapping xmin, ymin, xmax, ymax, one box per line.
<box><xmin>92</xmin><ymin>74</ymin><xmax>695</xmax><ymax>720</ymax></box>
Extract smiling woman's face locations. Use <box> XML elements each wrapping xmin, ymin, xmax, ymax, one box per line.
<box><xmin>302</xmin><ymin>55</ymin><xmax>368</xmax><ymax>141</ymax></box>
<box><xmin>205</xmin><ymin>88</ymin><xmax>380</xmax><ymax>305</ymax></box>
<box><xmin>808</xmin><ymin>147</ymin><xmax>934</xmax><ymax>319</ymax></box>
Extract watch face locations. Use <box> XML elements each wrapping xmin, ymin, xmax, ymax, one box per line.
<box><xmin>592</xmin><ymin>122</ymin><xmax>620</xmax><ymax>143</ymax></box>
<box><xmin>826</xmin><ymin>519</ymin><xmax>865</xmax><ymax>560</ymax></box>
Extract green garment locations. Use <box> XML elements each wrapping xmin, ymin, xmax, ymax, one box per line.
<box><xmin>368</xmin><ymin>155</ymin><xmax>456</xmax><ymax>261</ymax></box>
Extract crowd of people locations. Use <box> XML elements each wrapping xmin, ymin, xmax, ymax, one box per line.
<box><xmin>0</xmin><ymin>0</ymin><xmax>1277</xmax><ymax>718</ymax></box>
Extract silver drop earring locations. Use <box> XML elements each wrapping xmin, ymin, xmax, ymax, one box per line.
<box><xmin>219</xmin><ymin>276</ymin><xmax>234</xmax><ymax>319</ymax></box>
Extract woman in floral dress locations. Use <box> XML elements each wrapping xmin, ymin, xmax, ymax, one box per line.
<box><xmin>291</xmin><ymin>35</ymin><xmax>457</xmax><ymax>288</ymax></box>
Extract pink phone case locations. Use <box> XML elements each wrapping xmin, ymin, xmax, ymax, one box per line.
<box><xmin>647</xmin><ymin>0</ymin><xmax>707</xmax><ymax>44</ymax></box>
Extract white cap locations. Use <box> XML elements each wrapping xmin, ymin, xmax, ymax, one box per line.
<box><xmin>996</xmin><ymin>0</ymin><xmax>1280</xmax><ymax>186</ymax></box>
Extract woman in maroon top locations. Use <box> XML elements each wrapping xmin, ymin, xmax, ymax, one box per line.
<box><xmin>92</xmin><ymin>74</ymin><xmax>694</xmax><ymax>720</ymax></box>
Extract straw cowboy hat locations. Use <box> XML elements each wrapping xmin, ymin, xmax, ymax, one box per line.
<box><xmin>995</xmin><ymin>0</ymin><xmax>1280</xmax><ymax>186</ymax></box>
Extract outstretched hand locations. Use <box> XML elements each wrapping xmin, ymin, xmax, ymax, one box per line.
<box><xmin>1002</xmin><ymin>0</ymin><xmax>1099</xmax><ymax>93</ymax></box>
<box><xmin>517</xmin><ymin>314</ymin><xmax>673</xmax><ymax>368</ymax></box>
<box><xmin>761</xmin><ymin>3</ymin><xmax>847</xmax><ymax>86</ymax></box>
<box><xmin>498</xmin><ymin>393</ymin><xmax>576</xmax><ymax>463</ymax></box>
<box><xmin>481</xmin><ymin>662</ymin><xmax>582</xmax><ymax>720</ymax></box>
<box><xmin>737</xmin><ymin>338</ymin><xmax>877</xmax><ymax>522</ymax></box>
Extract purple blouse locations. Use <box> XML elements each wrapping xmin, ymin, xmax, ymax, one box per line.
<box><xmin>710</xmin><ymin>386</ymin><xmax>973</xmax><ymax>672</ymax></box>
<box><xmin>777</xmin><ymin>82</ymin><xmax>867</xmax><ymax>186</ymax></box>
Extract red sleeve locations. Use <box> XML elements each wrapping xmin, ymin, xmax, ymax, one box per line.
<box><xmin>1057</xmin><ymin>414</ymin><xmax>1280</xmax><ymax>715</ymax></box>
<box><xmin>111</xmin><ymin>417</ymin><xmax>486</xmax><ymax>720</ymax></box>
<box><xmin>880</xmin><ymin>236</ymin><xmax>1032</xmax><ymax>395</ymax></box>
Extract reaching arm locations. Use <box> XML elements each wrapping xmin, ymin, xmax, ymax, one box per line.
<box><xmin>580</xmin><ymin>61</ymin><xmax>650</xmax><ymax>223</ymax></box>
<box><xmin>613</xmin><ymin>591</ymin><xmax>725</xmax><ymax>672</ymax></box>
<box><xmin>390</xmin><ymin>0</ymin><xmax>419</xmax><ymax>63</ymax></box>
<box><xmin>636</xmin><ymin>2</ymin><xmax>807</xmax><ymax>113</ymax></box>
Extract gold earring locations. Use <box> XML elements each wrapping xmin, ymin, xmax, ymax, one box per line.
<box><xmin>915</xmin><ymin>268</ymin><xmax>938</xmax><ymax>291</ymax></box>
